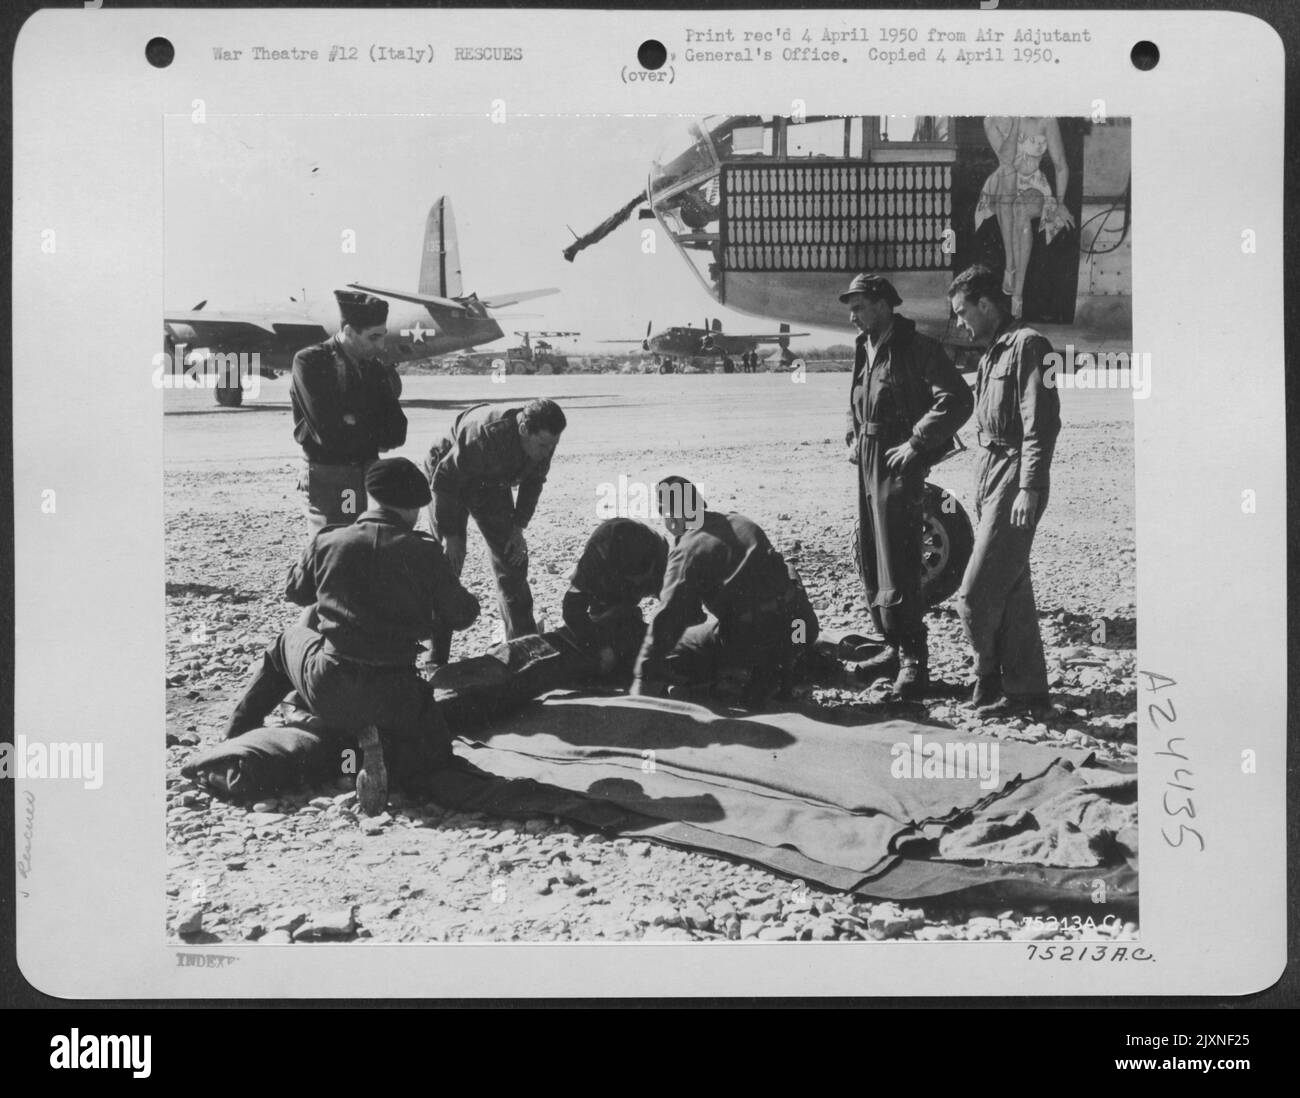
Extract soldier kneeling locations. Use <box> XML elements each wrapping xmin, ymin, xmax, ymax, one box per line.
<box><xmin>630</xmin><ymin>477</ymin><xmax>818</xmax><ymax>708</ymax></box>
<box><xmin>221</xmin><ymin>458</ymin><xmax>480</xmax><ymax>814</ymax></box>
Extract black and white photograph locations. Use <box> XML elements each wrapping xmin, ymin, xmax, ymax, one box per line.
<box><xmin>160</xmin><ymin>111</ymin><xmax>1139</xmax><ymax>947</ymax></box>
<box><xmin>9</xmin><ymin>6</ymin><xmax>1287</xmax><ymax>1001</ymax></box>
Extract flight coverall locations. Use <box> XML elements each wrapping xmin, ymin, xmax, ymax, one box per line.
<box><xmin>632</xmin><ymin>511</ymin><xmax>819</xmax><ymax>697</ymax></box>
<box><xmin>847</xmin><ymin>316</ymin><xmax>973</xmax><ymax>659</ymax></box>
<box><xmin>562</xmin><ymin>518</ymin><xmax>670</xmax><ymax>668</ymax></box>
<box><xmin>425</xmin><ymin>403</ymin><xmax>552</xmax><ymax>660</ymax></box>
<box><xmin>291</xmin><ymin>338</ymin><xmax>406</xmax><ymax>538</ymax></box>
<box><xmin>224</xmin><ymin>510</ymin><xmax>480</xmax><ymax>784</ymax></box>
<box><xmin>957</xmin><ymin>320</ymin><xmax>1061</xmax><ymax>698</ymax></box>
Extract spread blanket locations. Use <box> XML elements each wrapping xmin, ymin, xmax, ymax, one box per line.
<box><xmin>184</xmin><ymin>688</ymin><xmax>1136</xmax><ymax>903</ymax></box>
<box><xmin>434</xmin><ymin>692</ymin><xmax>1136</xmax><ymax>902</ymax></box>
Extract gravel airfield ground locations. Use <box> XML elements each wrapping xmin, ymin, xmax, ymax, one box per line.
<box><xmin>165</xmin><ymin>371</ymin><xmax>1137</xmax><ymax>945</ymax></box>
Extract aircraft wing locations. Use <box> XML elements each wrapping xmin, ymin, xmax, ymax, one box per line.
<box><xmin>164</xmin><ymin>310</ymin><xmax>328</xmax><ymax>345</ymax></box>
<box><xmin>737</xmin><ymin>331</ymin><xmax>811</xmax><ymax>344</ymax></box>
<box><xmin>477</xmin><ymin>287</ymin><xmax>560</xmax><ymax>309</ymax></box>
<box><xmin>346</xmin><ymin>282</ymin><xmax>468</xmax><ymax>313</ymax></box>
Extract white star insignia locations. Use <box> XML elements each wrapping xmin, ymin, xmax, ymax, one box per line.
<box><xmin>403</xmin><ymin>322</ymin><xmax>429</xmax><ymax>343</ymax></box>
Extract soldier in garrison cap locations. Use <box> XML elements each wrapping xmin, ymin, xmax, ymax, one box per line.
<box><xmin>223</xmin><ymin>457</ymin><xmax>480</xmax><ymax>815</ymax></box>
<box><xmin>290</xmin><ymin>290</ymin><xmax>408</xmax><ymax>540</ymax></box>
<box><xmin>840</xmin><ymin>273</ymin><xmax>973</xmax><ymax>699</ymax></box>
<box><xmin>631</xmin><ymin>477</ymin><xmax>819</xmax><ymax>708</ymax></box>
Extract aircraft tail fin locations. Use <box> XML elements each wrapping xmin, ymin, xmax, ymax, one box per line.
<box><xmin>419</xmin><ymin>196</ymin><xmax>463</xmax><ymax>299</ymax></box>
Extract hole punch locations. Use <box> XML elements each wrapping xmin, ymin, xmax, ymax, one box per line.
<box><xmin>638</xmin><ymin>39</ymin><xmax>667</xmax><ymax>70</ymax></box>
<box><xmin>1130</xmin><ymin>40</ymin><xmax>1159</xmax><ymax>70</ymax></box>
<box><xmin>146</xmin><ymin>37</ymin><xmax>175</xmax><ymax>69</ymax></box>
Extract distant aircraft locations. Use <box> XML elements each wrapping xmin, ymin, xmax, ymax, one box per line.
<box><xmin>602</xmin><ymin>318</ymin><xmax>808</xmax><ymax>372</ymax></box>
<box><xmin>163</xmin><ymin>195</ymin><xmax>557</xmax><ymax>405</ymax></box>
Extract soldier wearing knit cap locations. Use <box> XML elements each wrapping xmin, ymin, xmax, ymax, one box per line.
<box><xmin>290</xmin><ymin>290</ymin><xmax>408</xmax><ymax>540</ymax></box>
<box><xmin>223</xmin><ymin>457</ymin><xmax>479</xmax><ymax>815</ymax></box>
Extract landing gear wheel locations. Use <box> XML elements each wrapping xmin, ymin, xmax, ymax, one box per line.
<box><xmin>214</xmin><ymin>379</ymin><xmax>243</xmax><ymax>407</ymax></box>
<box><xmin>918</xmin><ymin>482</ymin><xmax>973</xmax><ymax>606</ymax></box>
<box><xmin>850</xmin><ymin>482</ymin><xmax>974</xmax><ymax>609</ymax></box>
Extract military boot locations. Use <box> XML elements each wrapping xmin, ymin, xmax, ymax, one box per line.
<box><xmin>354</xmin><ymin>725</ymin><xmax>389</xmax><ymax>817</ymax></box>
<box><xmin>854</xmin><ymin>644</ymin><xmax>898</xmax><ymax>684</ymax></box>
<box><xmin>970</xmin><ymin>673</ymin><xmax>1002</xmax><ymax>710</ymax></box>
<box><xmin>893</xmin><ymin>641</ymin><xmax>929</xmax><ymax>700</ymax></box>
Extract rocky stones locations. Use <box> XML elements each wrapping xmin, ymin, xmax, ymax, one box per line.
<box><xmin>174</xmin><ymin>904</ymin><xmax>204</xmax><ymax>936</ymax></box>
<box><xmin>292</xmin><ymin>908</ymin><xmax>356</xmax><ymax>941</ymax></box>
<box><xmin>807</xmin><ymin>916</ymin><xmax>840</xmax><ymax>941</ymax></box>
<box><xmin>267</xmin><ymin>908</ymin><xmax>308</xmax><ymax>935</ymax></box>
<box><xmin>679</xmin><ymin>903</ymin><xmax>711</xmax><ymax>932</ymax></box>
<box><xmin>635</xmin><ymin>901</ymin><xmax>678</xmax><ymax>927</ymax></box>
<box><xmin>866</xmin><ymin>905</ymin><xmax>924</xmax><ymax>940</ymax></box>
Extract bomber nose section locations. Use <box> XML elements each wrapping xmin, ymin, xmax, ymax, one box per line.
<box><xmin>648</xmin><ymin>119</ymin><xmax>725</xmax><ymax>304</ymax></box>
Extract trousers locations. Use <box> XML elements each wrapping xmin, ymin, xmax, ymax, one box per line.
<box><xmin>856</xmin><ymin>436</ymin><xmax>927</xmax><ymax>653</ymax></box>
<box><xmin>300</xmin><ymin>460</ymin><xmax>372</xmax><ymax>541</ymax></box>
<box><xmin>427</xmin><ymin>486</ymin><xmax>537</xmax><ymax>661</ymax></box>
<box><xmin>662</xmin><ymin>585</ymin><xmax>820</xmax><ymax>686</ymax></box>
<box><xmin>956</xmin><ymin>446</ymin><xmax>1051</xmax><ymax>696</ymax></box>
<box><xmin>225</xmin><ymin>622</ymin><xmax>449</xmax><ymax>785</ymax></box>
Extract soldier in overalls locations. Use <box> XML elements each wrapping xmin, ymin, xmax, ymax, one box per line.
<box><xmin>840</xmin><ymin>274</ymin><xmax>973</xmax><ymax>698</ymax></box>
<box><xmin>947</xmin><ymin>264</ymin><xmax>1061</xmax><ymax>715</ymax></box>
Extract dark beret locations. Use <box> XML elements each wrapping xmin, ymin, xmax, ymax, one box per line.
<box><xmin>365</xmin><ymin>457</ymin><xmax>431</xmax><ymax>508</ymax></box>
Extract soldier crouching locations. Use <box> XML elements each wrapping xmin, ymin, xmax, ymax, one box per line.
<box><xmin>630</xmin><ymin>477</ymin><xmax>819</xmax><ymax>708</ymax></box>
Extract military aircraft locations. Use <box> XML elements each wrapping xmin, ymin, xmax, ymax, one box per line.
<box><xmin>163</xmin><ymin>195</ymin><xmax>557</xmax><ymax>405</ymax></box>
<box><xmin>602</xmin><ymin>318</ymin><xmax>808</xmax><ymax>372</ymax></box>
<box><xmin>564</xmin><ymin>114</ymin><xmax>1133</xmax><ymax>608</ymax></box>
<box><xmin>565</xmin><ymin>114</ymin><xmax>1132</xmax><ymax>362</ymax></box>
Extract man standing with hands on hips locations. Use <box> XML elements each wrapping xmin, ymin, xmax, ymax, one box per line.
<box><xmin>947</xmin><ymin>264</ymin><xmax>1061</xmax><ymax>716</ymax></box>
<box><xmin>290</xmin><ymin>290</ymin><xmax>407</xmax><ymax>540</ymax></box>
<box><xmin>840</xmin><ymin>273</ymin><xmax>973</xmax><ymax>699</ymax></box>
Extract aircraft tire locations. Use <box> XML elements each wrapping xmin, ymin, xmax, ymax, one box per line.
<box><xmin>214</xmin><ymin>380</ymin><xmax>243</xmax><ymax>407</ymax></box>
<box><xmin>849</xmin><ymin>482</ymin><xmax>974</xmax><ymax>609</ymax></box>
<box><xmin>918</xmin><ymin>482</ymin><xmax>973</xmax><ymax>607</ymax></box>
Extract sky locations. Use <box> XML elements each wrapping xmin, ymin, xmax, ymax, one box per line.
<box><xmin>164</xmin><ymin>114</ymin><xmax>853</xmax><ymax>352</ymax></box>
